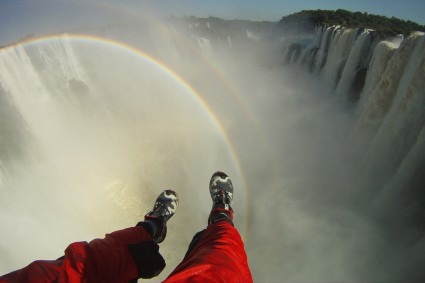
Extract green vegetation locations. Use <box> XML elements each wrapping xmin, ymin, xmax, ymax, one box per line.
<box><xmin>277</xmin><ymin>9</ymin><xmax>425</xmax><ymax>36</ymax></box>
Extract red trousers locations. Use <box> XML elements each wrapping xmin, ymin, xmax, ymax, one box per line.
<box><xmin>0</xmin><ymin>221</ymin><xmax>252</xmax><ymax>282</ymax></box>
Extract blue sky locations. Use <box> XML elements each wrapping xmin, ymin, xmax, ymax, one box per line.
<box><xmin>0</xmin><ymin>0</ymin><xmax>424</xmax><ymax>45</ymax></box>
<box><xmin>146</xmin><ymin>0</ymin><xmax>425</xmax><ymax>23</ymax></box>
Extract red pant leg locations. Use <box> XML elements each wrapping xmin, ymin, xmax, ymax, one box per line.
<box><xmin>0</xmin><ymin>260</ymin><xmax>63</xmax><ymax>283</ymax></box>
<box><xmin>163</xmin><ymin>221</ymin><xmax>252</xmax><ymax>283</ymax></box>
<box><xmin>0</xmin><ymin>225</ymin><xmax>164</xmax><ymax>283</ymax></box>
<box><xmin>59</xmin><ymin>226</ymin><xmax>158</xmax><ymax>282</ymax></box>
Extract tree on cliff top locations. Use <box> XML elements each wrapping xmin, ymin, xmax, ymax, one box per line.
<box><xmin>277</xmin><ymin>9</ymin><xmax>425</xmax><ymax>36</ymax></box>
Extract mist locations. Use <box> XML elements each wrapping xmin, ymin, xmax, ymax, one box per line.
<box><xmin>1</xmin><ymin>3</ymin><xmax>424</xmax><ymax>283</ymax></box>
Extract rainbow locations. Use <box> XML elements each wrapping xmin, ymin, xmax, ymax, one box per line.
<box><xmin>0</xmin><ymin>33</ymin><xmax>251</xmax><ymax>238</ymax></box>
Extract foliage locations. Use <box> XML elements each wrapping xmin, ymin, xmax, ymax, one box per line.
<box><xmin>277</xmin><ymin>9</ymin><xmax>425</xmax><ymax>36</ymax></box>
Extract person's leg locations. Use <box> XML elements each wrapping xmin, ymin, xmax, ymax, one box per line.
<box><xmin>0</xmin><ymin>190</ymin><xmax>179</xmax><ymax>283</ymax></box>
<box><xmin>0</xmin><ymin>224</ymin><xmax>159</xmax><ymax>283</ymax></box>
<box><xmin>164</xmin><ymin>172</ymin><xmax>252</xmax><ymax>283</ymax></box>
<box><xmin>60</xmin><ymin>225</ymin><xmax>162</xmax><ymax>282</ymax></box>
<box><xmin>0</xmin><ymin>259</ymin><xmax>64</xmax><ymax>283</ymax></box>
<box><xmin>72</xmin><ymin>189</ymin><xmax>178</xmax><ymax>282</ymax></box>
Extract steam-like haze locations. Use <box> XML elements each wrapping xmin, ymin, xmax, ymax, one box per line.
<box><xmin>0</xmin><ymin>3</ymin><xmax>423</xmax><ymax>283</ymax></box>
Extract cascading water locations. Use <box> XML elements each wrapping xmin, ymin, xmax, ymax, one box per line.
<box><xmin>359</xmin><ymin>33</ymin><xmax>425</xmax><ymax>206</ymax></box>
<box><xmin>334</xmin><ymin>30</ymin><xmax>371</xmax><ymax>97</ymax></box>
<box><xmin>172</xmin><ymin>19</ymin><xmax>425</xmax><ymax>281</ymax></box>
<box><xmin>0</xmin><ymin>34</ymin><xmax>244</xmax><ymax>281</ymax></box>
<box><xmin>1</xmin><ymin>16</ymin><xmax>424</xmax><ymax>283</ymax></box>
<box><xmin>280</xmin><ymin>24</ymin><xmax>425</xmax><ymax>281</ymax></box>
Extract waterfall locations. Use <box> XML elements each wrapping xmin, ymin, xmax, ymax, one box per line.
<box><xmin>313</xmin><ymin>26</ymin><xmax>331</xmax><ymax>72</ymax></box>
<box><xmin>360</xmin><ymin>33</ymin><xmax>425</xmax><ymax>193</ymax></box>
<box><xmin>287</xmin><ymin>26</ymin><xmax>387</xmax><ymax>98</ymax></box>
<box><xmin>0</xmin><ymin>34</ymin><xmax>240</xmax><ymax>278</ymax></box>
<box><xmin>1</xmin><ymin>18</ymin><xmax>424</xmax><ymax>282</ymax></box>
<box><xmin>334</xmin><ymin>30</ymin><xmax>371</xmax><ymax>98</ymax></box>
<box><xmin>282</xmin><ymin>24</ymin><xmax>425</xmax><ymax>258</ymax></box>
<box><xmin>286</xmin><ymin>26</ymin><xmax>425</xmax><ymax>196</ymax></box>
<box><xmin>320</xmin><ymin>28</ymin><xmax>358</xmax><ymax>88</ymax></box>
